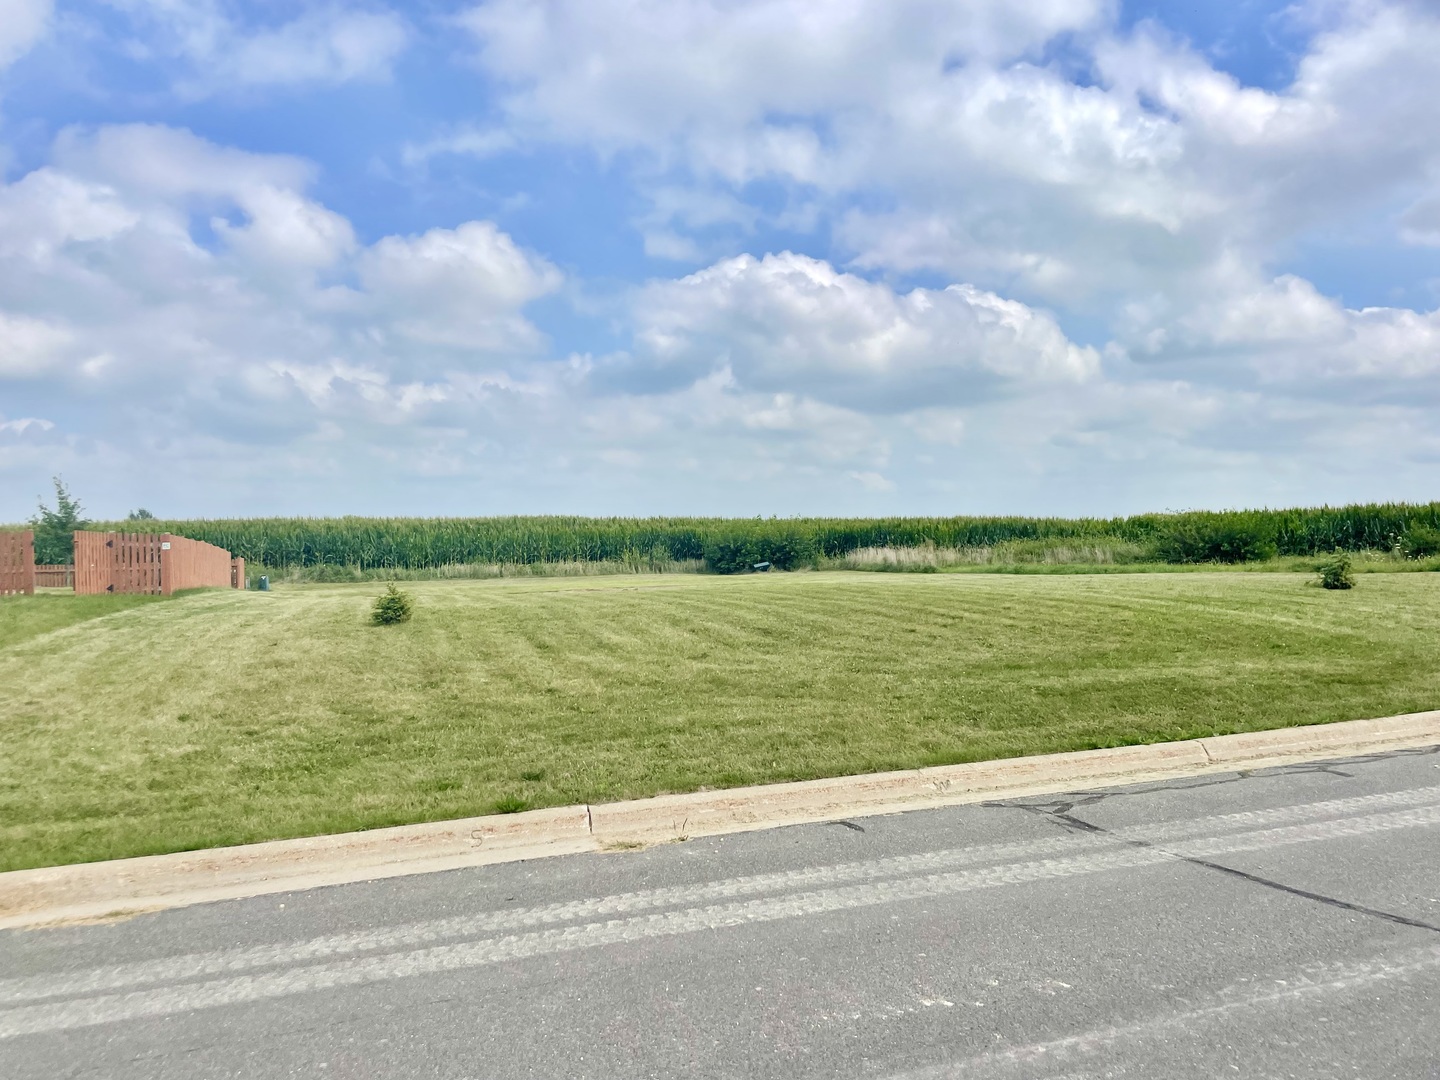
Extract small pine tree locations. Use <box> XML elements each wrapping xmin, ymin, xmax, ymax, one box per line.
<box><xmin>371</xmin><ymin>583</ymin><xmax>414</xmax><ymax>625</ymax></box>
<box><xmin>29</xmin><ymin>477</ymin><xmax>89</xmax><ymax>564</ymax></box>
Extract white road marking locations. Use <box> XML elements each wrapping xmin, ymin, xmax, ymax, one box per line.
<box><xmin>2</xmin><ymin>799</ymin><xmax>1437</xmax><ymax>1039</ymax></box>
<box><xmin>4</xmin><ymin>783</ymin><xmax>1435</xmax><ymax>1007</ymax></box>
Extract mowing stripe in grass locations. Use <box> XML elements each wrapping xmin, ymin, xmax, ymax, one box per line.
<box><xmin>4</xmin><ymin>573</ymin><xmax>1439</xmax><ymax>871</ymax></box>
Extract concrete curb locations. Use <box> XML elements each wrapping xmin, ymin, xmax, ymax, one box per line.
<box><xmin>3</xmin><ymin>710</ymin><xmax>1437</xmax><ymax>930</ymax></box>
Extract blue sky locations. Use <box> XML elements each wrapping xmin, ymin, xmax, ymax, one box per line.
<box><xmin>1</xmin><ymin>0</ymin><xmax>1437</xmax><ymax>521</ymax></box>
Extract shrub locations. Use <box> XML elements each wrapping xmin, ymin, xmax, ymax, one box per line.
<box><xmin>1151</xmin><ymin>518</ymin><xmax>1277</xmax><ymax>564</ymax></box>
<box><xmin>1400</xmin><ymin>526</ymin><xmax>1440</xmax><ymax>559</ymax></box>
<box><xmin>702</xmin><ymin>525</ymin><xmax>818</xmax><ymax>574</ymax></box>
<box><xmin>371</xmin><ymin>583</ymin><xmax>414</xmax><ymax>624</ymax></box>
<box><xmin>1317</xmin><ymin>552</ymin><xmax>1356</xmax><ymax>590</ymax></box>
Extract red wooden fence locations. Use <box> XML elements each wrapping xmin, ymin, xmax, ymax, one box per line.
<box><xmin>73</xmin><ymin>532</ymin><xmax>240</xmax><ymax>595</ymax></box>
<box><xmin>35</xmin><ymin>564</ymin><xmax>74</xmax><ymax>588</ymax></box>
<box><xmin>0</xmin><ymin>530</ymin><xmax>36</xmax><ymax>596</ymax></box>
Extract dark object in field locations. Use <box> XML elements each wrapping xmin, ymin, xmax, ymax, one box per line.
<box><xmin>257</xmin><ymin>576</ymin><xmax>269</xmax><ymax>591</ymax></box>
<box><xmin>1317</xmin><ymin>552</ymin><xmax>1355</xmax><ymax>590</ymax></box>
<box><xmin>372</xmin><ymin>582</ymin><xmax>413</xmax><ymax>624</ymax></box>
<box><xmin>753</xmin><ymin>561</ymin><xmax>772</xmax><ymax>572</ymax></box>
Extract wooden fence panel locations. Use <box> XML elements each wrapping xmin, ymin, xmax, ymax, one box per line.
<box><xmin>74</xmin><ymin>532</ymin><xmax>239</xmax><ymax>594</ymax></box>
<box><xmin>0</xmin><ymin>531</ymin><xmax>36</xmax><ymax>596</ymax></box>
<box><xmin>161</xmin><ymin>533</ymin><xmax>235</xmax><ymax>594</ymax></box>
<box><xmin>35</xmin><ymin>564</ymin><xmax>74</xmax><ymax>588</ymax></box>
<box><xmin>74</xmin><ymin>531</ymin><xmax>109</xmax><ymax>594</ymax></box>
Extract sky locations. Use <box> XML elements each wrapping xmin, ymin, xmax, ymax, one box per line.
<box><xmin>0</xmin><ymin>0</ymin><xmax>1437</xmax><ymax>521</ymax></box>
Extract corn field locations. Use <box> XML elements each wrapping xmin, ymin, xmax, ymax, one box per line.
<box><xmin>86</xmin><ymin>502</ymin><xmax>1440</xmax><ymax>571</ymax></box>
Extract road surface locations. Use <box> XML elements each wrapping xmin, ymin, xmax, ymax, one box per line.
<box><xmin>3</xmin><ymin>746</ymin><xmax>1439</xmax><ymax>1078</ymax></box>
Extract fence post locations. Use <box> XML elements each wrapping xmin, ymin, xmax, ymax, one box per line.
<box><xmin>159</xmin><ymin>533</ymin><xmax>174</xmax><ymax>596</ymax></box>
<box><xmin>232</xmin><ymin>557</ymin><xmax>245</xmax><ymax>589</ymax></box>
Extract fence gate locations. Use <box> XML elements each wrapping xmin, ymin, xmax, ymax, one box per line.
<box><xmin>0</xmin><ymin>530</ymin><xmax>36</xmax><ymax>596</ymax></box>
<box><xmin>73</xmin><ymin>532</ymin><xmax>238</xmax><ymax>595</ymax></box>
<box><xmin>74</xmin><ymin>532</ymin><xmax>162</xmax><ymax>594</ymax></box>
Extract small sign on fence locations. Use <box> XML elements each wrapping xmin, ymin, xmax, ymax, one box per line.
<box><xmin>74</xmin><ymin>532</ymin><xmax>240</xmax><ymax>595</ymax></box>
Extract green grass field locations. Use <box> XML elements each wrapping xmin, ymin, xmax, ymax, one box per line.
<box><xmin>3</xmin><ymin>571</ymin><xmax>1438</xmax><ymax>872</ymax></box>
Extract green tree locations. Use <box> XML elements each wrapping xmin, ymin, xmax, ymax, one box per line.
<box><xmin>127</xmin><ymin>508</ymin><xmax>156</xmax><ymax>521</ymax></box>
<box><xmin>30</xmin><ymin>477</ymin><xmax>89</xmax><ymax>564</ymax></box>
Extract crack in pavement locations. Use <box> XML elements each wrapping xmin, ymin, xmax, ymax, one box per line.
<box><xmin>1007</xmin><ymin>797</ymin><xmax>1440</xmax><ymax>936</ymax></box>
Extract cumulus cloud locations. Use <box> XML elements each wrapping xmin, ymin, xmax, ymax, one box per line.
<box><xmin>461</xmin><ymin>0</ymin><xmax>1110</xmax><ymax>152</ymax></box>
<box><xmin>1116</xmin><ymin>269</ymin><xmax>1440</xmax><ymax>380</ymax></box>
<box><xmin>358</xmin><ymin>222</ymin><xmax>563</xmax><ymax>351</ymax></box>
<box><xmin>627</xmin><ymin>252</ymin><xmax>1098</xmax><ymax>411</ymax></box>
<box><xmin>6</xmin><ymin>4</ymin><xmax>1440</xmax><ymax>517</ymax></box>
<box><xmin>0</xmin><ymin>127</ymin><xmax>937</xmax><ymax>516</ymax></box>
<box><xmin>458</xmin><ymin>0</ymin><xmax>1440</xmax><ymax>312</ymax></box>
<box><xmin>0</xmin><ymin>124</ymin><xmax>560</xmax><ymax>423</ymax></box>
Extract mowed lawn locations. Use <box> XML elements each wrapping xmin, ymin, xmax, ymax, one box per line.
<box><xmin>3</xmin><ymin>571</ymin><xmax>1438</xmax><ymax>871</ymax></box>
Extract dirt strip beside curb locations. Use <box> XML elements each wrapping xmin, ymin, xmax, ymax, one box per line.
<box><xmin>3</xmin><ymin>710</ymin><xmax>1437</xmax><ymax>929</ymax></box>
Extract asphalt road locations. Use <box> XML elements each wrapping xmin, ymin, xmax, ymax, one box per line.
<box><xmin>3</xmin><ymin>747</ymin><xmax>1439</xmax><ymax>1079</ymax></box>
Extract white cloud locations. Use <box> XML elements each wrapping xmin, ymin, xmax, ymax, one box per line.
<box><xmin>459</xmin><ymin>0</ymin><xmax>1440</xmax><ymax>318</ymax></box>
<box><xmin>1118</xmin><ymin>270</ymin><xmax>1440</xmax><ymax>379</ymax></box>
<box><xmin>573</xmin><ymin>373</ymin><xmax>891</xmax><ymax>477</ymax></box>
<box><xmin>53</xmin><ymin>122</ymin><xmax>315</xmax><ymax>197</ymax></box>
<box><xmin>400</xmin><ymin>127</ymin><xmax>516</xmax><ymax>168</ymax></box>
<box><xmin>0</xmin><ymin>417</ymin><xmax>54</xmax><ymax>435</ymax></box>
<box><xmin>0</xmin><ymin>313</ymin><xmax>71</xmax><ymax>376</ymax></box>
<box><xmin>848</xmin><ymin>470</ymin><xmax>895</xmax><ymax>493</ymax></box>
<box><xmin>95</xmin><ymin>2</ymin><xmax>409</xmax><ymax>96</ymax></box>
<box><xmin>7</xmin><ymin>5</ymin><xmax>1440</xmax><ymax>518</ymax></box>
<box><xmin>215</xmin><ymin>7</ymin><xmax>409</xmax><ymax>88</ymax></box>
<box><xmin>461</xmin><ymin>0</ymin><xmax>1111</xmax><ymax>151</ymax></box>
<box><xmin>358</xmin><ymin>221</ymin><xmax>563</xmax><ymax>351</ymax></box>
<box><xmin>0</xmin><ymin>0</ymin><xmax>51</xmax><ymax>70</ymax></box>
<box><xmin>630</xmin><ymin>252</ymin><xmax>1099</xmax><ymax>411</ymax></box>
<box><xmin>0</xmin><ymin>124</ymin><xmax>559</xmax><ymax>416</ymax></box>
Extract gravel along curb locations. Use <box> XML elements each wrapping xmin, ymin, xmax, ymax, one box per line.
<box><xmin>3</xmin><ymin>710</ymin><xmax>1437</xmax><ymax>930</ymax></box>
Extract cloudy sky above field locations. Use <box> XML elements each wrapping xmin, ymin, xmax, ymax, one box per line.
<box><xmin>1</xmin><ymin>0</ymin><xmax>1438</xmax><ymax>520</ymax></box>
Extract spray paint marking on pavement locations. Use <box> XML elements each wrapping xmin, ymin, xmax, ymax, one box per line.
<box><xmin>3</xmin><ymin>794</ymin><xmax>1438</xmax><ymax>1039</ymax></box>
